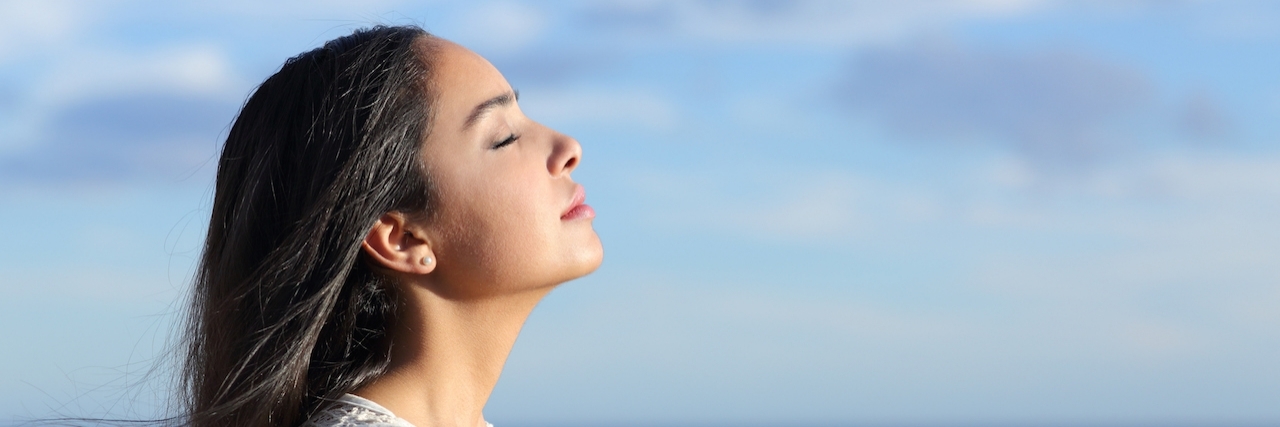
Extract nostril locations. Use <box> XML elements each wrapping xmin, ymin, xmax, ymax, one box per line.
<box><xmin>548</xmin><ymin>131</ymin><xmax>583</xmax><ymax>175</ymax></box>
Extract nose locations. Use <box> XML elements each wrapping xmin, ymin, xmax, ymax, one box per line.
<box><xmin>547</xmin><ymin>130</ymin><xmax>582</xmax><ymax>177</ymax></box>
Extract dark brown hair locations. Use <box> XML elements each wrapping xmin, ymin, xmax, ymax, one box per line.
<box><xmin>183</xmin><ymin>25</ymin><xmax>438</xmax><ymax>427</ymax></box>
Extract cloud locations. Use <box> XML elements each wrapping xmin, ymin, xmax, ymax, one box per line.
<box><xmin>491</xmin><ymin>49</ymin><xmax>620</xmax><ymax>87</ymax></box>
<box><xmin>447</xmin><ymin>1</ymin><xmax>548</xmax><ymax>54</ymax></box>
<box><xmin>626</xmin><ymin>168</ymin><xmax>867</xmax><ymax>242</ymax></box>
<box><xmin>579</xmin><ymin>0</ymin><xmax>1045</xmax><ymax>47</ymax></box>
<box><xmin>0</xmin><ymin>34</ymin><xmax>243</xmax><ymax>183</ymax></box>
<box><xmin>964</xmin><ymin>152</ymin><xmax>1280</xmax><ymax>323</ymax></box>
<box><xmin>495</xmin><ymin>276</ymin><xmax>993</xmax><ymax>424</ymax></box>
<box><xmin>2</xmin><ymin>42</ymin><xmax>241</xmax><ymax>149</ymax></box>
<box><xmin>981</xmin><ymin>149</ymin><xmax>1280</xmax><ymax>203</ymax></box>
<box><xmin>189</xmin><ymin>0</ymin><xmax>408</xmax><ymax>18</ymax></box>
<box><xmin>1187</xmin><ymin>0</ymin><xmax>1280</xmax><ymax>40</ymax></box>
<box><xmin>33</xmin><ymin>44</ymin><xmax>241</xmax><ymax>108</ymax></box>
<box><xmin>498</xmin><ymin>267</ymin><xmax>1280</xmax><ymax>423</ymax></box>
<box><xmin>1136</xmin><ymin>152</ymin><xmax>1280</xmax><ymax>202</ymax></box>
<box><xmin>0</xmin><ymin>93</ymin><xmax>234</xmax><ymax>183</ymax></box>
<box><xmin>1176</xmin><ymin>90</ymin><xmax>1231</xmax><ymax>142</ymax></box>
<box><xmin>0</xmin><ymin>0</ymin><xmax>84</xmax><ymax>64</ymax></box>
<box><xmin>836</xmin><ymin>41</ymin><xmax>1151</xmax><ymax>167</ymax></box>
<box><xmin>519</xmin><ymin>87</ymin><xmax>677</xmax><ymax>130</ymax></box>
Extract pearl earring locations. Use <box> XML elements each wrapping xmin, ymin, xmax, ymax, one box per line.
<box><xmin>421</xmin><ymin>256</ymin><xmax>433</xmax><ymax>266</ymax></box>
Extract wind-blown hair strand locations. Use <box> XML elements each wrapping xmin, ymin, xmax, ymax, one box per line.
<box><xmin>182</xmin><ymin>25</ymin><xmax>438</xmax><ymax>427</ymax></box>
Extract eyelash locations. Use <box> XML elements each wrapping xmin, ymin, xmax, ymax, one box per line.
<box><xmin>492</xmin><ymin>133</ymin><xmax>519</xmax><ymax>149</ymax></box>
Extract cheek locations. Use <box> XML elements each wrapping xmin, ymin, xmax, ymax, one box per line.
<box><xmin>431</xmin><ymin>172</ymin><xmax>559</xmax><ymax>292</ymax></box>
<box><xmin>481</xmin><ymin>182</ymin><xmax>554</xmax><ymax>264</ymax></box>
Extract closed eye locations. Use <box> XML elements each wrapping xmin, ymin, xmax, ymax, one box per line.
<box><xmin>492</xmin><ymin>133</ymin><xmax>519</xmax><ymax>150</ymax></box>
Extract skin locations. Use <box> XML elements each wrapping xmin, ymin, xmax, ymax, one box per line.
<box><xmin>355</xmin><ymin>38</ymin><xmax>604</xmax><ymax>427</ymax></box>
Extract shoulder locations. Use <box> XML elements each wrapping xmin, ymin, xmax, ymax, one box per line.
<box><xmin>302</xmin><ymin>394</ymin><xmax>417</xmax><ymax>427</ymax></box>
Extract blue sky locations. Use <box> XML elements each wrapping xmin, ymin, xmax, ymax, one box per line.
<box><xmin>3</xmin><ymin>1</ymin><xmax>1280</xmax><ymax>425</ymax></box>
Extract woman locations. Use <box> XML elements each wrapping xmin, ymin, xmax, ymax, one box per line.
<box><xmin>185</xmin><ymin>25</ymin><xmax>602</xmax><ymax>427</ymax></box>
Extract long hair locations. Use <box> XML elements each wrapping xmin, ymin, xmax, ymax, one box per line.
<box><xmin>183</xmin><ymin>25</ymin><xmax>437</xmax><ymax>427</ymax></box>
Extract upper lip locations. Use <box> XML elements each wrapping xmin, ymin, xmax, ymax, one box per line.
<box><xmin>562</xmin><ymin>184</ymin><xmax>585</xmax><ymax>218</ymax></box>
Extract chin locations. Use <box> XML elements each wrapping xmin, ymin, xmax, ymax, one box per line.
<box><xmin>512</xmin><ymin>232</ymin><xmax>602</xmax><ymax>292</ymax></box>
<box><xmin>562</xmin><ymin>235</ymin><xmax>604</xmax><ymax>282</ymax></box>
<box><xmin>578</xmin><ymin>241</ymin><xmax>605</xmax><ymax>276</ymax></box>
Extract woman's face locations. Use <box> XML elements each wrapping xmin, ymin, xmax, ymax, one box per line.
<box><xmin>417</xmin><ymin>39</ymin><xmax>603</xmax><ymax>298</ymax></box>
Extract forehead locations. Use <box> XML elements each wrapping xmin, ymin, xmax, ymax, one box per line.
<box><xmin>426</xmin><ymin>39</ymin><xmax>511</xmax><ymax>131</ymax></box>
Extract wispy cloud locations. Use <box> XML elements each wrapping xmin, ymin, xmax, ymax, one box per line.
<box><xmin>579</xmin><ymin>0</ymin><xmax>1045</xmax><ymax>47</ymax></box>
<box><xmin>1176</xmin><ymin>90</ymin><xmax>1232</xmax><ymax>142</ymax></box>
<box><xmin>444</xmin><ymin>1</ymin><xmax>549</xmax><ymax>54</ymax></box>
<box><xmin>0</xmin><ymin>93</ymin><xmax>232</xmax><ymax>183</ymax></box>
<box><xmin>836</xmin><ymin>41</ymin><xmax>1151</xmax><ymax>167</ymax></box>
<box><xmin>520</xmin><ymin>87</ymin><xmax>678</xmax><ymax>130</ymax></box>
<box><xmin>0</xmin><ymin>0</ymin><xmax>84</xmax><ymax>65</ymax></box>
<box><xmin>491</xmin><ymin>48</ymin><xmax>620</xmax><ymax>87</ymax></box>
<box><xmin>626</xmin><ymin>167</ymin><xmax>868</xmax><ymax>242</ymax></box>
<box><xmin>0</xmin><ymin>29</ymin><xmax>242</xmax><ymax>183</ymax></box>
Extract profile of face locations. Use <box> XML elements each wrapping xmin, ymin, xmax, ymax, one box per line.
<box><xmin>399</xmin><ymin>39</ymin><xmax>603</xmax><ymax>298</ymax></box>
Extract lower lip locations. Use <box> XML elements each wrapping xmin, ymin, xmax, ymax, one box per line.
<box><xmin>561</xmin><ymin>204</ymin><xmax>595</xmax><ymax>221</ymax></box>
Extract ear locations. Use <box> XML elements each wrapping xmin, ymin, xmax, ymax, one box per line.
<box><xmin>362</xmin><ymin>212</ymin><xmax>436</xmax><ymax>275</ymax></box>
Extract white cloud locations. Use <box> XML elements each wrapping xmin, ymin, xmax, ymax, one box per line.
<box><xmin>41</xmin><ymin>45</ymin><xmax>240</xmax><ymax>103</ymax></box>
<box><xmin>0</xmin><ymin>0</ymin><xmax>84</xmax><ymax>64</ymax></box>
<box><xmin>520</xmin><ymin>87</ymin><xmax>676</xmax><ymax>130</ymax></box>
<box><xmin>499</xmin><ymin>269</ymin><xmax>1280</xmax><ymax>423</ymax></box>
<box><xmin>0</xmin><ymin>0</ymin><xmax>420</xmax><ymax>156</ymax></box>
<box><xmin>192</xmin><ymin>0</ymin><xmax>408</xmax><ymax>19</ymax></box>
<box><xmin>497</xmin><ymin>276</ymin><xmax>997</xmax><ymax>423</ymax></box>
<box><xmin>1144</xmin><ymin>152</ymin><xmax>1280</xmax><ymax>201</ymax></box>
<box><xmin>979</xmin><ymin>149</ymin><xmax>1280</xmax><ymax>202</ymax></box>
<box><xmin>959</xmin><ymin>150</ymin><xmax>1280</xmax><ymax>361</ymax></box>
<box><xmin>1188</xmin><ymin>1</ymin><xmax>1280</xmax><ymax>40</ymax></box>
<box><xmin>733</xmin><ymin>179</ymin><xmax>863</xmax><ymax>239</ymax></box>
<box><xmin>2</xmin><ymin>43</ymin><xmax>241</xmax><ymax>153</ymax></box>
<box><xmin>606</xmin><ymin>148</ymin><xmax>1280</xmax><ymax>364</ymax></box>
<box><xmin>838</xmin><ymin>40</ymin><xmax>1151</xmax><ymax>167</ymax></box>
<box><xmin>584</xmin><ymin>0</ymin><xmax>1047</xmax><ymax>47</ymax></box>
<box><xmin>627</xmin><ymin>168</ymin><xmax>867</xmax><ymax>242</ymax></box>
<box><xmin>448</xmin><ymin>1</ymin><xmax>548</xmax><ymax>54</ymax></box>
<box><xmin>985</xmin><ymin>155</ymin><xmax>1038</xmax><ymax>190</ymax></box>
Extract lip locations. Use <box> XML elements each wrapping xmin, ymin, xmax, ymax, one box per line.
<box><xmin>561</xmin><ymin>184</ymin><xmax>595</xmax><ymax>221</ymax></box>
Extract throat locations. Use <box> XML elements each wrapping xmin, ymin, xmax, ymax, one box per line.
<box><xmin>352</xmin><ymin>287</ymin><xmax>551</xmax><ymax>427</ymax></box>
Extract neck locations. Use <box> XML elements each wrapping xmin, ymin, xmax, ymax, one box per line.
<box><xmin>353</xmin><ymin>284</ymin><xmax>551</xmax><ymax>427</ymax></box>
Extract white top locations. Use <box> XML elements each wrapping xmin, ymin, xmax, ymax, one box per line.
<box><xmin>302</xmin><ymin>393</ymin><xmax>493</xmax><ymax>427</ymax></box>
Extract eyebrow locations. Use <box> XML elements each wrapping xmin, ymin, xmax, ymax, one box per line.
<box><xmin>462</xmin><ymin>90</ymin><xmax>519</xmax><ymax>130</ymax></box>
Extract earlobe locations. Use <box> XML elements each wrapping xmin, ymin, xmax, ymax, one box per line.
<box><xmin>361</xmin><ymin>212</ymin><xmax>436</xmax><ymax>275</ymax></box>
